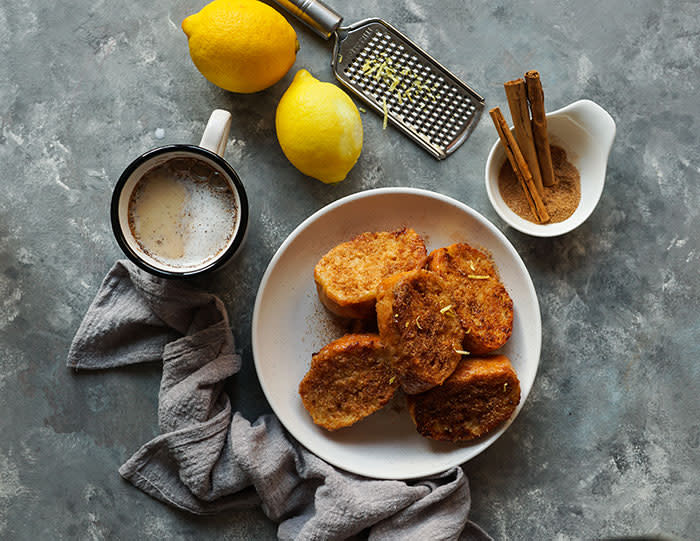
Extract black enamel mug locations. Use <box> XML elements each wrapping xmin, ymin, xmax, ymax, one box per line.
<box><xmin>110</xmin><ymin>110</ymin><xmax>248</xmax><ymax>278</ymax></box>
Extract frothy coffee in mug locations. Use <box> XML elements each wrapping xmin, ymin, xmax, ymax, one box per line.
<box><xmin>127</xmin><ymin>157</ymin><xmax>238</xmax><ymax>269</ymax></box>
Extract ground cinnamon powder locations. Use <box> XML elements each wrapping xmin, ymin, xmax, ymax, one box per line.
<box><xmin>498</xmin><ymin>145</ymin><xmax>580</xmax><ymax>223</ymax></box>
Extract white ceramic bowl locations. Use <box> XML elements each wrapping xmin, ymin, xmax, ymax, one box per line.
<box><xmin>252</xmin><ymin>187</ymin><xmax>541</xmax><ymax>479</ymax></box>
<box><xmin>485</xmin><ymin>99</ymin><xmax>616</xmax><ymax>237</ymax></box>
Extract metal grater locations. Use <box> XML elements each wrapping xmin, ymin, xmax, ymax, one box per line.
<box><xmin>272</xmin><ymin>1</ymin><xmax>485</xmax><ymax>160</ymax></box>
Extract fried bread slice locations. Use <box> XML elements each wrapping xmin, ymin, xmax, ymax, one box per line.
<box><xmin>376</xmin><ymin>269</ymin><xmax>465</xmax><ymax>394</ymax></box>
<box><xmin>314</xmin><ymin>228</ymin><xmax>427</xmax><ymax>319</ymax></box>
<box><xmin>426</xmin><ymin>243</ymin><xmax>513</xmax><ymax>354</ymax></box>
<box><xmin>406</xmin><ymin>354</ymin><xmax>521</xmax><ymax>441</ymax></box>
<box><xmin>298</xmin><ymin>334</ymin><xmax>398</xmax><ymax>431</ymax></box>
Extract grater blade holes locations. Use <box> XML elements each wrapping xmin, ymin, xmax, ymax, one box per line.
<box><xmin>338</xmin><ymin>24</ymin><xmax>482</xmax><ymax>152</ymax></box>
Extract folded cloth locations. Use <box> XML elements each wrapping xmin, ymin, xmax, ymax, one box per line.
<box><xmin>67</xmin><ymin>260</ymin><xmax>492</xmax><ymax>541</ymax></box>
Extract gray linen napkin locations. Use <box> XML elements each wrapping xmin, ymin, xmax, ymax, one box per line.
<box><xmin>67</xmin><ymin>260</ymin><xmax>492</xmax><ymax>541</ymax></box>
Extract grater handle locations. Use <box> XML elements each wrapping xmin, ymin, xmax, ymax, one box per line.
<box><xmin>271</xmin><ymin>0</ymin><xmax>342</xmax><ymax>39</ymax></box>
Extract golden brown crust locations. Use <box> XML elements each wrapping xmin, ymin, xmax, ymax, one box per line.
<box><xmin>314</xmin><ymin>228</ymin><xmax>427</xmax><ymax>319</ymax></box>
<box><xmin>298</xmin><ymin>334</ymin><xmax>398</xmax><ymax>431</ymax></box>
<box><xmin>406</xmin><ymin>354</ymin><xmax>521</xmax><ymax>441</ymax></box>
<box><xmin>376</xmin><ymin>269</ymin><xmax>464</xmax><ymax>394</ymax></box>
<box><xmin>426</xmin><ymin>243</ymin><xmax>513</xmax><ymax>354</ymax></box>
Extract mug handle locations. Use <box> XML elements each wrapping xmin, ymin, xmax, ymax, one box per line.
<box><xmin>199</xmin><ymin>109</ymin><xmax>232</xmax><ymax>157</ymax></box>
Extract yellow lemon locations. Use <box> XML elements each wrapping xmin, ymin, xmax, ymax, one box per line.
<box><xmin>276</xmin><ymin>70</ymin><xmax>363</xmax><ymax>184</ymax></box>
<box><xmin>182</xmin><ymin>0</ymin><xmax>298</xmax><ymax>94</ymax></box>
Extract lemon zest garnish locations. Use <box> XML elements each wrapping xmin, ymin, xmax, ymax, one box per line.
<box><xmin>465</xmin><ymin>327</ymin><xmax>472</xmax><ymax>334</ymax></box>
<box><xmin>382</xmin><ymin>97</ymin><xmax>388</xmax><ymax>130</ymax></box>
<box><xmin>415</xmin><ymin>316</ymin><xmax>423</xmax><ymax>330</ymax></box>
<box><xmin>394</xmin><ymin>313</ymin><xmax>399</xmax><ymax>318</ymax></box>
<box><xmin>469</xmin><ymin>261</ymin><xmax>476</xmax><ymax>271</ymax></box>
<box><xmin>468</xmin><ymin>274</ymin><xmax>490</xmax><ymax>280</ymax></box>
<box><xmin>374</xmin><ymin>60</ymin><xmax>387</xmax><ymax>80</ymax></box>
<box><xmin>389</xmin><ymin>376</ymin><xmax>396</xmax><ymax>384</ymax></box>
<box><xmin>503</xmin><ymin>382</ymin><xmax>508</xmax><ymax>391</ymax></box>
<box><xmin>337</xmin><ymin>54</ymin><xmax>343</xmax><ymax>63</ymax></box>
<box><xmin>440</xmin><ymin>304</ymin><xmax>457</xmax><ymax>317</ymax></box>
<box><xmin>360</xmin><ymin>55</ymin><xmax>441</xmax><ymax>110</ymax></box>
<box><xmin>358</xmin><ymin>107</ymin><xmax>367</xmax><ymax>113</ymax></box>
<box><xmin>454</xmin><ymin>349</ymin><xmax>470</xmax><ymax>355</ymax></box>
<box><xmin>362</xmin><ymin>62</ymin><xmax>379</xmax><ymax>76</ymax></box>
<box><xmin>405</xmin><ymin>321</ymin><xmax>410</xmax><ymax>328</ymax></box>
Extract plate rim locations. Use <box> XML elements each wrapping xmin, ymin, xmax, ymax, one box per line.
<box><xmin>252</xmin><ymin>187</ymin><xmax>541</xmax><ymax>479</ymax></box>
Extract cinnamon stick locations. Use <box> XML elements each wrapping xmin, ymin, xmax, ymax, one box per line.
<box><xmin>504</xmin><ymin>78</ymin><xmax>544</xmax><ymax>197</ymax></box>
<box><xmin>489</xmin><ymin>107</ymin><xmax>550</xmax><ymax>224</ymax></box>
<box><xmin>525</xmin><ymin>70</ymin><xmax>556</xmax><ymax>187</ymax></box>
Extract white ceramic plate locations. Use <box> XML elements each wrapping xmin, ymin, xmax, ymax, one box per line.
<box><xmin>252</xmin><ymin>187</ymin><xmax>541</xmax><ymax>479</ymax></box>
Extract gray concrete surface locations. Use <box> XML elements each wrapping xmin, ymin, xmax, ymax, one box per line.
<box><xmin>1</xmin><ymin>0</ymin><xmax>698</xmax><ymax>539</ymax></box>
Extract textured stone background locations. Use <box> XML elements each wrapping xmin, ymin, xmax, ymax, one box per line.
<box><xmin>1</xmin><ymin>0</ymin><xmax>698</xmax><ymax>539</ymax></box>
